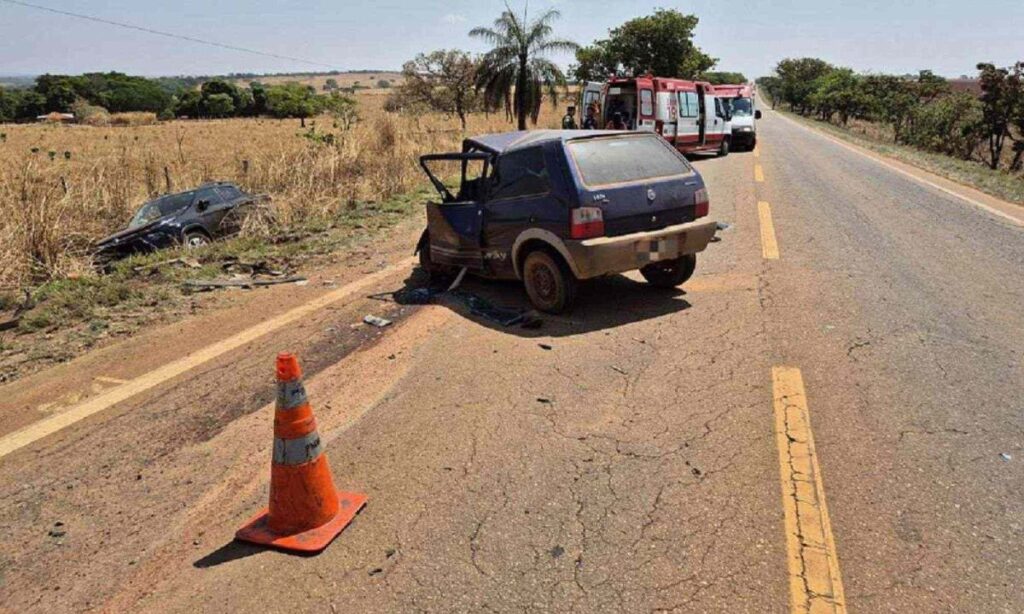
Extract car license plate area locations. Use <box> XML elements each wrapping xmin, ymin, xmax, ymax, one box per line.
<box><xmin>636</xmin><ymin>235</ymin><xmax>683</xmax><ymax>263</ymax></box>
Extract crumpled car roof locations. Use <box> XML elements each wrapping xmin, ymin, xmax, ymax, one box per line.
<box><xmin>465</xmin><ymin>130</ymin><xmax>626</xmax><ymax>154</ymax></box>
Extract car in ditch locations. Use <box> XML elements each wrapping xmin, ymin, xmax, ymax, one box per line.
<box><xmin>94</xmin><ymin>182</ymin><xmax>259</xmax><ymax>262</ymax></box>
<box><xmin>417</xmin><ymin>130</ymin><xmax>718</xmax><ymax>313</ymax></box>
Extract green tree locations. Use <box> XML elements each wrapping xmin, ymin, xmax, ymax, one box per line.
<box><xmin>34</xmin><ymin>74</ymin><xmax>78</xmax><ymax>112</ymax></box>
<box><xmin>775</xmin><ymin>58</ymin><xmax>833</xmax><ymax>114</ymax></box>
<box><xmin>264</xmin><ymin>83</ymin><xmax>320</xmax><ymax>119</ymax></box>
<box><xmin>976</xmin><ymin>62</ymin><xmax>1021</xmax><ymax>169</ymax></box>
<box><xmin>0</xmin><ymin>87</ymin><xmax>17</xmax><ymax>122</ymax></box>
<box><xmin>604</xmin><ymin>9</ymin><xmax>715</xmax><ymax>78</ymax></box>
<box><xmin>808</xmin><ymin>68</ymin><xmax>867</xmax><ymax>125</ymax></box>
<box><xmin>571</xmin><ymin>42</ymin><xmax>616</xmax><ymax>83</ymax></box>
<box><xmin>755</xmin><ymin>76</ymin><xmax>782</xmax><ymax>109</ymax></box>
<box><xmin>471</xmin><ymin>7</ymin><xmax>579</xmax><ymax>130</ymax></box>
<box><xmin>702</xmin><ymin>71</ymin><xmax>747</xmax><ymax>85</ymax></box>
<box><xmin>395</xmin><ymin>49</ymin><xmax>479</xmax><ymax>130</ymax></box>
<box><xmin>324</xmin><ymin>78</ymin><xmax>339</xmax><ymax>91</ymax></box>
<box><xmin>319</xmin><ymin>92</ymin><xmax>359</xmax><ymax>129</ymax></box>
<box><xmin>203</xmin><ymin>93</ymin><xmax>235</xmax><ymax>118</ymax></box>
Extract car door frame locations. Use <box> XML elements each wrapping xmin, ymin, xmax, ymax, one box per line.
<box><xmin>419</xmin><ymin>152</ymin><xmax>492</xmax><ymax>270</ymax></box>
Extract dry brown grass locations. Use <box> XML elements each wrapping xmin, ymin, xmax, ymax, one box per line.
<box><xmin>0</xmin><ymin>93</ymin><xmax>563</xmax><ymax>289</ymax></box>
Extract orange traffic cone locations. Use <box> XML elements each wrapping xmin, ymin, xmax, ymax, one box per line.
<box><xmin>235</xmin><ymin>352</ymin><xmax>367</xmax><ymax>553</ymax></box>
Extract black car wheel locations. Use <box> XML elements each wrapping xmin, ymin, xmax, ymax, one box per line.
<box><xmin>184</xmin><ymin>231</ymin><xmax>211</xmax><ymax>249</ymax></box>
<box><xmin>641</xmin><ymin>254</ymin><xmax>697</xmax><ymax>288</ymax></box>
<box><xmin>717</xmin><ymin>137</ymin><xmax>730</xmax><ymax>157</ymax></box>
<box><xmin>523</xmin><ymin>250</ymin><xmax>577</xmax><ymax>314</ymax></box>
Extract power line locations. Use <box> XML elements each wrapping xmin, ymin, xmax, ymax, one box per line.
<box><xmin>0</xmin><ymin>0</ymin><xmax>336</xmax><ymax>69</ymax></box>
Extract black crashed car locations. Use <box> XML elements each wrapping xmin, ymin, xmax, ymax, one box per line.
<box><xmin>94</xmin><ymin>182</ymin><xmax>258</xmax><ymax>261</ymax></box>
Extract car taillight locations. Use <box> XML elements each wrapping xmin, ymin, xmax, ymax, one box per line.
<box><xmin>694</xmin><ymin>187</ymin><xmax>709</xmax><ymax>218</ymax></box>
<box><xmin>571</xmin><ymin>206</ymin><xmax>605</xmax><ymax>239</ymax></box>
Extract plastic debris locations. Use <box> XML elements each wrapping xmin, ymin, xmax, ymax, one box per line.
<box><xmin>363</xmin><ymin>315</ymin><xmax>392</xmax><ymax>328</ymax></box>
<box><xmin>1001</xmin><ymin>453</ymin><xmax>1012</xmax><ymax>461</ymax></box>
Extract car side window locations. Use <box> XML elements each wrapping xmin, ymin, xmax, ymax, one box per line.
<box><xmin>489</xmin><ymin>147</ymin><xmax>550</xmax><ymax>201</ymax></box>
<box><xmin>215</xmin><ymin>186</ymin><xmax>242</xmax><ymax>201</ymax></box>
<box><xmin>194</xmin><ymin>188</ymin><xmax>224</xmax><ymax>207</ymax></box>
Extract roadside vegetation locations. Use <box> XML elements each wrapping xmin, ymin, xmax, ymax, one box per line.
<box><xmin>0</xmin><ymin>4</ymin><xmax>749</xmax><ymax>381</ymax></box>
<box><xmin>757</xmin><ymin>59</ymin><xmax>1024</xmax><ymax>203</ymax></box>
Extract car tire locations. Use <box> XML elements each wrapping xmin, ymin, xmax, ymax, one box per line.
<box><xmin>749</xmin><ymin>136</ymin><xmax>757</xmax><ymax>151</ymax></box>
<box><xmin>183</xmin><ymin>230</ymin><xmax>211</xmax><ymax>249</ymax></box>
<box><xmin>717</xmin><ymin>138</ymin><xmax>730</xmax><ymax>157</ymax></box>
<box><xmin>640</xmin><ymin>254</ymin><xmax>697</xmax><ymax>288</ymax></box>
<box><xmin>522</xmin><ymin>249</ymin><xmax>577</xmax><ymax>314</ymax></box>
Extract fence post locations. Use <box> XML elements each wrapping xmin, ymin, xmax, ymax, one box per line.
<box><xmin>164</xmin><ymin>166</ymin><xmax>173</xmax><ymax>192</ymax></box>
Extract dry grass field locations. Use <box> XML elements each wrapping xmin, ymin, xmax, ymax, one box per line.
<box><xmin>0</xmin><ymin>92</ymin><xmax>567</xmax><ymax>380</ymax></box>
<box><xmin>0</xmin><ymin>93</ymin><xmax>562</xmax><ymax>288</ymax></box>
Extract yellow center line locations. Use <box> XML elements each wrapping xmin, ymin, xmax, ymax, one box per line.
<box><xmin>754</xmin><ymin>145</ymin><xmax>760</xmax><ymax>158</ymax></box>
<box><xmin>772</xmin><ymin>367</ymin><xmax>846</xmax><ymax>614</ymax></box>
<box><xmin>758</xmin><ymin>201</ymin><xmax>780</xmax><ymax>260</ymax></box>
<box><xmin>755</xmin><ymin>164</ymin><xmax>765</xmax><ymax>182</ymax></box>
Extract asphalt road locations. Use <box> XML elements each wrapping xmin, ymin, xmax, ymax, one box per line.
<box><xmin>0</xmin><ymin>110</ymin><xmax>1021</xmax><ymax>613</ymax></box>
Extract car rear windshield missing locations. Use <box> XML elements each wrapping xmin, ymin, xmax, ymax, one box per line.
<box><xmin>568</xmin><ymin>136</ymin><xmax>692</xmax><ymax>187</ymax></box>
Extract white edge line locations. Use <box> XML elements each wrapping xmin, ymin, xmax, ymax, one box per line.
<box><xmin>774</xmin><ymin>111</ymin><xmax>1024</xmax><ymax>228</ymax></box>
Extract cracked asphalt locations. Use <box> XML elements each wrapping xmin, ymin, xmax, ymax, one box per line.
<box><xmin>1</xmin><ymin>111</ymin><xmax>1022</xmax><ymax>613</ymax></box>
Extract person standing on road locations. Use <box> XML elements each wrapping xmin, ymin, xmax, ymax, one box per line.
<box><xmin>582</xmin><ymin>104</ymin><xmax>599</xmax><ymax>129</ymax></box>
<box><xmin>561</xmin><ymin>106</ymin><xmax>578</xmax><ymax>129</ymax></box>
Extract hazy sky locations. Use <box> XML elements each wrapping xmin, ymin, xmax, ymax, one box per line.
<box><xmin>1</xmin><ymin>0</ymin><xmax>1021</xmax><ymax>78</ymax></box>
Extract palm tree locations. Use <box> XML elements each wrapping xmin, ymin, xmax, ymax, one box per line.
<box><xmin>470</xmin><ymin>6</ymin><xmax>579</xmax><ymax>130</ymax></box>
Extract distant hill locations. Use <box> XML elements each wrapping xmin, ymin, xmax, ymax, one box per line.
<box><xmin>233</xmin><ymin>71</ymin><xmax>404</xmax><ymax>92</ymax></box>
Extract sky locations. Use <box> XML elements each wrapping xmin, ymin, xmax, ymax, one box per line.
<box><xmin>1</xmin><ymin>0</ymin><xmax>1022</xmax><ymax>79</ymax></box>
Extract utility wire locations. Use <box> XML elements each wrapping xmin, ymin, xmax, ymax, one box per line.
<box><xmin>0</xmin><ymin>0</ymin><xmax>336</xmax><ymax>69</ymax></box>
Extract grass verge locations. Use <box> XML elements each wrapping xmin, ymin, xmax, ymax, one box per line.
<box><xmin>0</xmin><ymin>186</ymin><xmax>429</xmax><ymax>383</ymax></box>
<box><xmin>779</xmin><ymin>110</ymin><xmax>1024</xmax><ymax>206</ymax></box>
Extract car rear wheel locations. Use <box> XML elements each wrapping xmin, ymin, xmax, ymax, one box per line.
<box><xmin>522</xmin><ymin>250</ymin><xmax>577</xmax><ymax>314</ymax></box>
<box><xmin>184</xmin><ymin>231</ymin><xmax>211</xmax><ymax>249</ymax></box>
<box><xmin>640</xmin><ymin>254</ymin><xmax>697</xmax><ymax>288</ymax></box>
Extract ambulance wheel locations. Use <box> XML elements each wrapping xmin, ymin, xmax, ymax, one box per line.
<box><xmin>717</xmin><ymin>138</ymin><xmax>730</xmax><ymax>157</ymax></box>
<box><xmin>641</xmin><ymin>254</ymin><xmax>696</xmax><ymax>288</ymax></box>
<box><xmin>523</xmin><ymin>249</ymin><xmax>577</xmax><ymax>314</ymax></box>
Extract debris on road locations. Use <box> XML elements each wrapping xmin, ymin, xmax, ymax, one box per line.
<box><xmin>363</xmin><ymin>315</ymin><xmax>393</xmax><ymax>328</ymax></box>
<box><xmin>611</xmin><ymin>366</ymin><xmax>627</xmax><ymax>375</ymax></box>
<box><xmin>1001</xmin><ymin>453</ymin><xmax>1012</xmax><ymax>461</ymax></box>
<box><xmin>538</xmin><ymin>343</ymin><xmax>552</xmax><ymax>351</ymax></box>
<box><xmin>384</xmin><ymin>285</ymin><xmax>544</xmax><ymax>328</ymax></box>
<box><xmin>183</xmin><ymin>276</ymin><xmax>307</xmax><ymax>292</ymax></box>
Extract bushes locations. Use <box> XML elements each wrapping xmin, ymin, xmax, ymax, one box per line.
<box><xmin>761</xmin><ymin>60</ymin><xmax>1024</xmax><ymax>174</ymax></box>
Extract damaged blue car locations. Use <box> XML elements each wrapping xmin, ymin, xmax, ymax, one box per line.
<box><xmin>417</xmin><ymin>130</ymin><xmax>718</xmax><ymax>313</ymax></box>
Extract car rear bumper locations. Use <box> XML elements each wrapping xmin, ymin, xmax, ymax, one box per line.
<box><xmin>564</xmin><ymin>218</ymin><xmax>718</xmax><ymax>279</ymax></box>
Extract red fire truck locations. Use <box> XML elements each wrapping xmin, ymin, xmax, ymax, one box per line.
<box><xmin>580</xmin><ymin>76</ymin><xmax>734</xmax><ymax>156</ymax></box>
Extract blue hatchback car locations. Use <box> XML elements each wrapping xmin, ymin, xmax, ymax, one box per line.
<box><xmin>418</xmin><ymin>130</ymin><xmax>718</xmax><ymax>313</ymax></box>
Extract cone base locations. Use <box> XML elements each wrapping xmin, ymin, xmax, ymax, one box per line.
<box><xmin>235</xmin><ymin>491</ymin><xmax>367</xmax><ymax>553</ymax></box>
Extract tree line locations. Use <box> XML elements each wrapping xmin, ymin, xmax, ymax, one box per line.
<box><xmin>0</xmin><ymin>71</ymin><xmax>358</xmax><ymax>122</ymax></box>
<box><xmin>387</xmin><ymin>8</ymin><xmax>743</xmax><ymax>130</ymax></box>
<box><xmin>757</xmin><ymin>59</ymin><xmax>1024</xmax><ymax>172</ymax></box>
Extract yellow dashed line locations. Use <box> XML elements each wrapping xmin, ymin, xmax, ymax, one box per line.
<box><xmin>772</xmin><ymin>367</ymin><xmax>846</xmax><ymax>614</ymax></box>
<box><xmin>758</xmin><ymin>201</ymin><xmax>780</xmax><ymax>260</ymax></box>
<box><xmin>754</xmin><ymin>146</ymin><xmax>760</xmax><ymax>158</ymax></box>
<box><xmin>755</xmin><ymin>164</ymin><xmax>765</xmax><ymax>182</ymax></box>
